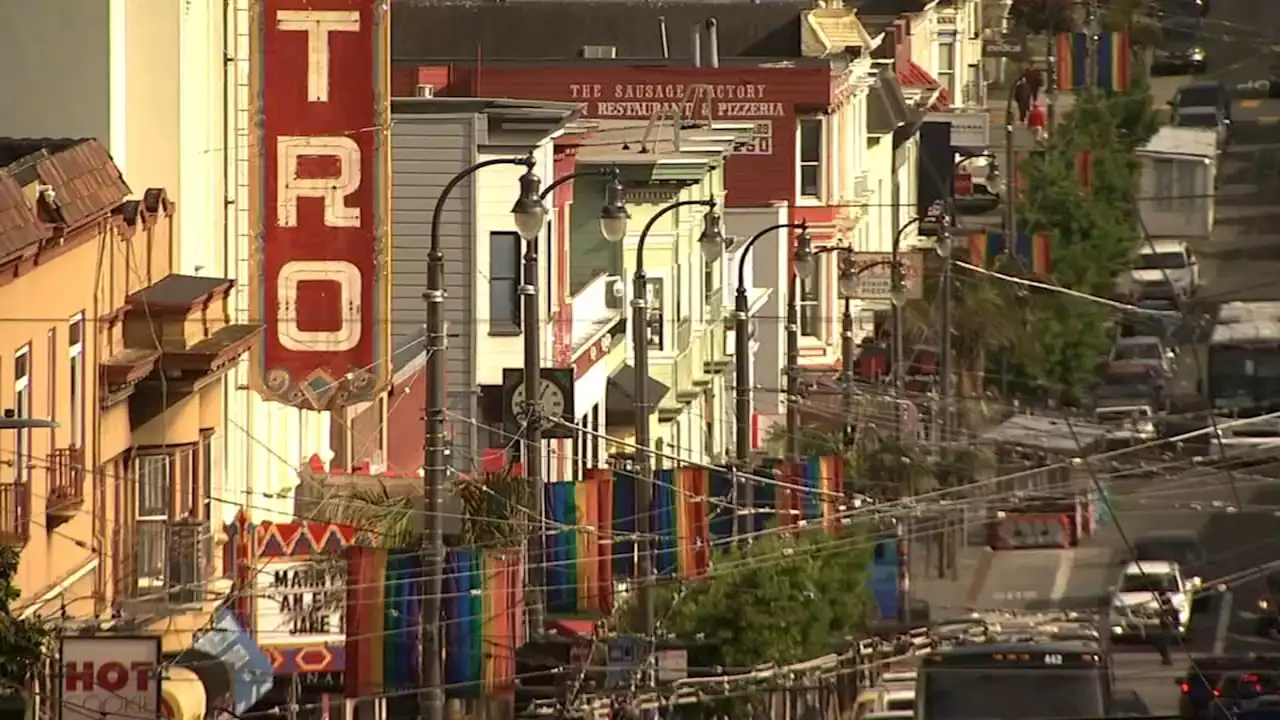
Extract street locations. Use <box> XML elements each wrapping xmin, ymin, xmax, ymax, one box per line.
<box><xmin>925</xmin><ymin>5</ymin><xmax>1280</xmax><ymax>712</ymax></box>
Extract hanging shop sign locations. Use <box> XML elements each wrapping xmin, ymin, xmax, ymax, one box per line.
<box><xmin>850</xmin><ymin>250</ymin><xmax>926</xmax><ymax>301</ymax></box>
<box><xmin>61</xmin><ymin>637</ymin><xmax>162</xmax><ymax>720</ymax></box>
<box><xmin>249</xmin><ymin>0</ymin><xmax>392</xmax><ymax>409</ymax></box>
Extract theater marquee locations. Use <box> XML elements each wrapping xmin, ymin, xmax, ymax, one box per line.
<box><xmin>249</xmin><ymin>0</ymin><xmax>391</xmax><ymax>409</ymax></box>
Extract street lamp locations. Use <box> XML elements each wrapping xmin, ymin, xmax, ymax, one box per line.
<box><xmin>603</xmin><ymin>196</ymin><xmax>721</xmax><ymax>671</ymax></box>
<box><xmin>422</xmin><ymin>154</ymin><xmax>541</xmax><ymax>720</ymax></box>
<box><xmin>732</xmin><ymin>221</ymin><xmax>808</xmax><ymax>539</ymax></box>
<box><xmin>787</xmin><ymin>236</ymin><xmax>850</xmax><ymax>467</ymax></box>
<box><xmin>509</xmin><ymin>165</ymin><xmax>630</xmax><ymax>632</ymax></box>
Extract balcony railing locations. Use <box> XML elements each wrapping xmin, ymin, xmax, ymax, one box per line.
<box><xmin>47</xmin><ymin>447</ymin><xmax>86</xmax><ymax>520</ymax></box>
<box><xmin>0</xmin><ymin>484</ymin><xmax>31</xmax><ymax>545</ymax></box>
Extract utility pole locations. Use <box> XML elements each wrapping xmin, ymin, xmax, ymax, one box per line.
<box><xmin>1087</xmin><ymin>0</ymin><xmax>1100</xmax><ymax>92</ymax></box>
<box><xmin>1003</xmin><ymin>81</ymin><xmax>1021</xmax><ymax>245</ymax></box>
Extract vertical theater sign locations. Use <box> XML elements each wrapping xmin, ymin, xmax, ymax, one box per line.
<box><xmin>250</xmin><ymin>0</ymin><xmax>391</xmax><ymax>409</ymax></box>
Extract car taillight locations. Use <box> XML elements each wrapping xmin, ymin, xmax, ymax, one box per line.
<box><xmin>1181</xmin><ymin>683</ymin><xmax>1191</xmax><ymax>693</ymax></box>
<box><xmin>1214</xmin><ymin>689</ymin><xmax>1223</xmax><ymax>697</ymax></box>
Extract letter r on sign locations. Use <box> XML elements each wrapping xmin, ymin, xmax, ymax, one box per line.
<box><xmin>276</xmin><ymin>136</ymin><xmax>362</xmax><ymax>228</ymax></box>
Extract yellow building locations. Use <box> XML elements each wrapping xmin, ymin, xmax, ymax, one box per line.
<box><xmin>0</xmin><ymin>138</ymin><xmax>260</xmax><ymax>714</ymax></box>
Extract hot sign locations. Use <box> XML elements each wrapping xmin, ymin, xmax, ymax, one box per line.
<box><xmin>250</xmin><ymin>0</ymin><xmax>391</xmax><ymax>409</ymax></box>
<box><xmin>60</xmin><ymin>637</ymin><xmax>161</xmax><ymax>720</ymax></box>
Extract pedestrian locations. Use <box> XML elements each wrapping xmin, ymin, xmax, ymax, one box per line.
<box><xmin>1153</xmin><ymin>591</ymin><xmax>1177</xmax><ymax>666</ymax></box>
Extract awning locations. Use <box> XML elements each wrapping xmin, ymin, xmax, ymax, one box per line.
<box><xmin>605</xmin><ymin>364</ymin><xmax>671</xmax><ymax>425</ymax></box>
<box><xmin>868</xmin><ymin>68</ymin><xmax>911</xmax><ymax>135</ymax></box>
<box><xmin>898</xmin><ymin>60</ymin><xmax>951</xmax><ymax>112</ymax></box>
<box><xmin>160</xmin><ymin>667</ymin><xmax>206</xmax><ymax>720</ymax></box>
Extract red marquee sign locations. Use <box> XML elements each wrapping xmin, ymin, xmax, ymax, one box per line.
<box><xmin>249</xmin><ymin>0</ymin><xmax>391</xmax><ymax>409</ymax></box>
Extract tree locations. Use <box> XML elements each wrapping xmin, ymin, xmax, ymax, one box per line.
<box><xmin>762</xmin><ymin>421</ymin><xmax>933</xmax><ymax>499</ymax></box>
<box><xmin>622</xmin><ymin>529</ymin><xmax>873</xmax><ymax>668</ymax></box>
<box><xmin>0</xmin><ymin>546</ymin><xmax>53</xmax><ymax>697</ymax></box>
<box><xmin>1009</xmin><ymin>0</ymin><xmax>1078</xmax><ymax>34</ymax></box>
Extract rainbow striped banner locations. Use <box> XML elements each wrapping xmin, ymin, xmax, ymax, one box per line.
<box><xmin>967</xmin><ymin>231</ymin><xmax>1052</xmax><ymax>275</ymax></box>
<box><xmin>442</xmin><ymin>548</ymin><xmax>524</xmax><ymax>698</ymax></box>
<box><xmin>544</xmin><ymin>472</ymin><xmax>613</xmax><ymax>613</ymax></box>
<box><xmin>1054</xmin><ymin>31</ymin><xmax>1131</xmax><ymax>91</ymax></box>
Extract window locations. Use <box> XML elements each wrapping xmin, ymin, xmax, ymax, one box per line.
<box><xmin>135</xmin><ymin>454</ymin><xmax>172</xmax><ymax>587</ymax></box>
<box><xmin>135</xmin><ymin>445</ymin><xmax>201</xmax><ymax>592</ymax></box>
<box><xmin>799</xmin><ymin>257</ymin><xmax>824</xmax><ymax>339</ymax></box>
<box><xmin>644</xmin><ymin>277</ymin><xmax>666</xmax><ymax>350</ymax></box>
<box><xmin>704</xmin><ymin>254</ymin><xmax>721</xmax><ymax>306</ymax></box>
<box><xmin>200</xmin><ymin>431</ymin><xmax>217</xmax><ymax>527</ymax></box>
<box><xmin>489</xmin><ymin>232</ymin><xmax>522</xmax><ymax>334</ymax></box>
<box><xmin>13</xmin><ymin>347</ymin><xmax>30</xmax><ymax>484</ymax></box>
<box><xmin>69</xmin><ymin>315</ymin><xmax>84</xmax><ymax>449</ymax></box>
<box><xmin>589</xmin><ymin>405</ymin><xmax>601</xmax><ymax>468</ymax></box>
<box><xmin>47</xmin><ymin>329</ymin><xmax>57</xmax><ymax>425</ymax></box>
<box><xmin>675</xmin><ymin>264</ymin><xmax>683</xmax><ymax>321</ymax></box>
<box><xmin>545</xmin><ymin>221</ymin><xmax>554</xmax><ymax>316</ymax></box>
<box><xmin>938</xmin><ymin>42</ymin><xmax>956</xmax><ymax>101</ymax></box>
<box><xmin>798</xmin><ymin>118</ymin><xmax>824</xmax><ymax>198</ymax></box>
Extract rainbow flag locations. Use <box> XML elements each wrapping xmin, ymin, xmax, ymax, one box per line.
<box><xmin>1054</xmin><ymin>31</ymin><xmax>1130</xmax><ymax>91</ymax></box>
<box><xmin>1055</xmin><ymin>33</ymin><xmax>1085</xmax><ymax>90</ymax></box>
<box><xmin>653</xmin><ymin>467</ymin><xmax>711</xmax><ymax>578</ymax></box>
<box><xmin>970</xmin><ymin>232</ymin><xmax>1052</xmax><ymax>274</ymax></box>
<box><xmin>443</xmin><ymin>548</ymin><xmax>524</xmax><ymax>698</ymax></box>
<box><xmin>1096</xmin><ymin>31</ymin><xmax>1131</xmax><ymax>91</ymax></box>
<box><xmin>544</xmin><ymin>473</ymin><xmax>615</xmax><ymax>613</ymax></box>
<box><xmin>1076</xmin><ymin>150</ymin><xmax>1094</xmax><ymax>193</ymax></box>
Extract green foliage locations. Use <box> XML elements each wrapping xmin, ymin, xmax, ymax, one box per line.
<box><xmin>454</xmin><ymin>467</ymin><xmax>533</xmax><ymax>549</ymax></box>
<box><xmin>1000</xmin><ymin>85</ymin><xmax>1159</xmax><ymax>403</ymax></box>
<box><xmin>1009</xmin><ymin>0</ymin><xmax>1077</xmax><ymax>33</ymax></box>
<box><xmin>621</xmin><ymin>529</ymin><xmax>874</xmax><ymax>667</ymax></box>
<box><xmin>761</xmin><ymin>422</ymin><xmax>934</xmax><ymax>497</ymax></box>
<box><xmin>0</xmin><ymin>546</ymin><xmax>53</xmax><ymax>693</ymax></box>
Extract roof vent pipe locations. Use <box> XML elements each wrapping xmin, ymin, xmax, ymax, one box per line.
<box><xmin>691</xmin><ymin>23</ymin><xmax>701</xmax><ymax>67</ymax></box>
<box><xmin>659</xmin><ymin>16</ymin><xmax>670</xmax><ymax>59</ymax></box>
<box><xmin>705</xmin><ymin>18</ymin><xmax>720</xmax><ymax>68</ymax></box>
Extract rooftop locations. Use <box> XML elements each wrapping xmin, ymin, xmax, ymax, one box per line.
<box><xmin>1211</xmin><ymin>301</ymin><xmax>1280</xmax><ymax>344</ymax></box>
<box><xmin>0</xmin><ymin>137</ymin><xmax>130</xmax><ymax>260</ymax></box>
<box><xmin>392</xmin><ymin>1</ymin><xmax>810</xmax><ymax>61</ymax></box>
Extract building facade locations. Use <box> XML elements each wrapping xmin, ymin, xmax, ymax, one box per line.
<box><xmin>0</xmin><ymin>0</ymin><xmax>333</xmax><ymax>529</ymax></box>
<box><xmin>0</xmin><ymin>138</ymin><xmax>264</xmax><ymax>716</ymax></box>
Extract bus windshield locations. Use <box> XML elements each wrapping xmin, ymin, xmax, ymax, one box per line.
<box><xmin>921</xmin><ymin>667</ymin><xmax>1107</xmax><ymax>720</ymax></box>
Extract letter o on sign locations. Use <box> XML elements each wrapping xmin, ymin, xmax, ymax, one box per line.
<box><xmin>277</xmin><ymin>260</ymin><xmax>363</xmax><ymax>352</ymax></box>
<box><xmin>98</xmin><ymin>662</ymin><xmax>128</xmax><ymax>692</ymax></box>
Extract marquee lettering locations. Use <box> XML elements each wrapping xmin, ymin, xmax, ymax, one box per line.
<box><xmin>273</xmin><ymin>10</ymin><xmax>364</xmax><ymax>355</ymax></box>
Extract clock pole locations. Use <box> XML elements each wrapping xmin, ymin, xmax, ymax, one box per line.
<box><xmin>426</xmin><ymin>155</ymin><xmax>537</xmax><ymax>720</ymax></box>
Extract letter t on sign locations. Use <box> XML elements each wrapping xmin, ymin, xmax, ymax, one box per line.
<box><xmin>276</xmin><ymin>10</ymin><xmax>360</xmax><ymax>103</ymax></box>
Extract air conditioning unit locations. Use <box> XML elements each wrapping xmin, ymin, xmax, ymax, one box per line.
<box><xmin>581</xmin><ymin>45</ymin><xmax>618</xmax><ymax>59</ymax></box>
<box><xmin>415</xmin><ymin>84</ymin><xmax>436</xmax><ymax>98</ymax></box>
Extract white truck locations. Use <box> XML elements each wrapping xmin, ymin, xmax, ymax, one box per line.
<box><xmin>1136</xmin><ymin>126</ymin><xmax>1218</xmax><ymax>240</ymax></box>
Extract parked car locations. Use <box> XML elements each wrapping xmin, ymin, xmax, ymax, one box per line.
<box><xmin>1154</xmin><ymin>16</ymin><xmax>1208</xmax><ymax>74</ymax></box>
<box><xmin>1172</xmin><ymin>106</ymin><xmax>1230</xmax><ymax>151</ymax></box>
<box><xmin>1103</xmin><ymin>336</ymin><xmax>1177</xmax><ymax>382</ymax></box>
<box><xmin>1119</xmin><ymin>238</ymin><xmax>1201</xmax><ymax>300</ymax></box>
<box><xmin>1170</xmin><ymin>80</ymin><xmax>1231</xmax><ymax>122</ymax></box>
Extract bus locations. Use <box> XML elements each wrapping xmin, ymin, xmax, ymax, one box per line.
<box><xmin>917</xmin><ymin>640</ymin><xmax>1111</xmax><ymax>720</ymax></box>
<box><xmin>1207</xmin><ymin>302</ymin><xmax>1280</xmax><ymax>414</ymax></box>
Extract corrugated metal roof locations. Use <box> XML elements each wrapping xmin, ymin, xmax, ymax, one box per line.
<box><xmin>0</xmin><ymin>138</ymin><xmax>129</xmax><ymax>260</ymax></box>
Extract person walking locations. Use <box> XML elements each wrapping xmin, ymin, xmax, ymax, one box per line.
<box><xmin>1153</xmin><ymin>591</ymin><xmax>1177</xmax><ymax>666</ymax></box>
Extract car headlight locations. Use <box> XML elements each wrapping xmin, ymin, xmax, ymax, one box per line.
<box><xmin>1262</xmin><ymin>598</ymin><xmax>1271</xmax><ymax>610</ymax></box>
<box><xmin>1190</xmin><ymin>48</ymin><xmax>1206</xmax><ymax>60</ymax></box>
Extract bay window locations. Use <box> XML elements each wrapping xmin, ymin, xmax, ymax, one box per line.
<box><xmin>14</xmin><ymin>346</ymin><xmax>30</xmax><ymax>485</ymax></box>
<box><xmin>798</xmin><ymin>117</ymin><xmax>824</xmax><ymax>199</ymax></box>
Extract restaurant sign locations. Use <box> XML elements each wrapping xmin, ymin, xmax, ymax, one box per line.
<box><xmin>849</xmin><ymin>250</ymin><xmax>926</xmax><ymax>301</ymax></box>
<box><xmin>569</xmin><ymin>83</ymin><xmax>787</xmax><ymax>119</ymax></box>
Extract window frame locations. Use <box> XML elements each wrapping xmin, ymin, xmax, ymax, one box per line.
<box><xmin>799</xmin><ymin>256</ymin><xmax>825</xmax><ymax>340</ymax></box>
<box><xmin>133</xmin><ymin>443</ymin><xmax>202</xmax><ymax>592</ymax></box>
<box><xmin>69</xmin><ymin>314</ymin><xmax>85</xmax><ymax>450</ymax></box>
<box><xmin>489</xmin><ymin>231</ymin><xmax>523</xmax><ymax>336</ymax></box>
<box><xmin>13</xmin><ymin>345</ymin><xmax>30</xmax><ymax>485</ymax></box>
<box><xmin>937</xmin><ymin>41</ymin><xmax>957</xmax><ymax>101</ymax></box>
<box><xmin>797</xmin><ymin>117</ymin><xmax>825</xmax><ymax>201</ymax></box>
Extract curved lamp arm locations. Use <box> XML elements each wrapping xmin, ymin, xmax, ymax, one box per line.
<box><xmin>635</xmin><ymin>199</ymin><xmax>717</xmax><ymax>275</ymax></box>
<box><xmin>431</xmin><ymin>155</ymin><xmax>535</xmax><ymax>256</ymax></box>
<box><xmin>736</xmin><ymin>222</ymin><xmax>807</xmax><ymax>291</ymax></box>
<box><xmin>538</xmin><ymin>166</ymin><xmax>620</xmax><ymax>201</ymax></box>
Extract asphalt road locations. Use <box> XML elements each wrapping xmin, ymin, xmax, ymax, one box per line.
<box><xmin>951</xmin><ymin>8</ymin><xmax>1280</xmax><ymax>712</ymax></box>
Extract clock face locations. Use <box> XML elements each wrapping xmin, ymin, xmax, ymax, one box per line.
<box><xmin>511</xmin><ymin>379</ymin><xmax>567</xmax><ymax>423</ymax></box>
